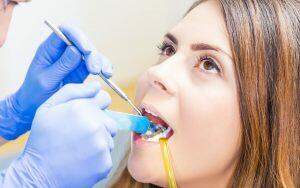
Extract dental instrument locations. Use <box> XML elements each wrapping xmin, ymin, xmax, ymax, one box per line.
<box><xmin>44</xmin><ymin>20</ymin><xmax>163</xmax><ymax>134</ymax></box>
<box><xmin>44</xmin><ymin>20</ymin><xmax>142</xmax><ymax>116</ymax></box>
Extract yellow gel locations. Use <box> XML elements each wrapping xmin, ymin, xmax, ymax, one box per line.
<box><xmin>159</xmin><ymin>138</ymin><xmax>177</xmax><ymax>188</ymax></box>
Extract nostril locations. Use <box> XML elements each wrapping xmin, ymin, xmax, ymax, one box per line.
<box><xmin>154</xmin><ymin>81</ymin><xmax>167</xmax><ymax>91</ymax></box>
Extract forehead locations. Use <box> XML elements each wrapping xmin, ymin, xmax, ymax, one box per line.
<box><xmin>169</xmin><ymin>0</ymin><xmax>232</xmax><ymax>56</ymax></box>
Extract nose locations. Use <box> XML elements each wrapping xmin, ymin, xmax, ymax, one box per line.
<box><xmin>146</xmin><ymin>60</ymin><xmax>177</xmax><ymax>95</ymax></box>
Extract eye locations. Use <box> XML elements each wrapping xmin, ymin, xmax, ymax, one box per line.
<box><xmin>157</xmin><ymin>42</ymin><xmax>176</xmax><ymax>56</ymax></box>
<box><xmin>194</xmin><ymin>56</ymin><xmax>221</xmax><ymax>74</ymax></box>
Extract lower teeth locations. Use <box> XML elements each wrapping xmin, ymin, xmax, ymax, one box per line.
<box><xmin>141</xmin><ymin>124</ymin><xmax>171</xmax><ymax>142</ymax></box>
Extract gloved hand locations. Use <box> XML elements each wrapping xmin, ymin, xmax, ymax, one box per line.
<box><xmin>0</xmin><ymin>24</ymin><xmax>113</xmax><ymax>140</ymax></box>
<box><xmin>2</xmin><ymin>82</ymin><xmax>117</xmax><ymax>188</ymax></box>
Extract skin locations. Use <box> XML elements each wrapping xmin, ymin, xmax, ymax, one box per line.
<box><xmin>128</xmin><ymin>0</ymin><xmax>242</xmax><ymax>187</ymax></box>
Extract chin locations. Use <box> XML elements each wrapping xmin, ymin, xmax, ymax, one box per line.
<box><xmin>127</xmin><ymin>148</ymin><xmax>168</xmax><ymax>187</ymax></box>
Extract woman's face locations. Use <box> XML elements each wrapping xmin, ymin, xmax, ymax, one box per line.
<box><xmin>128</xmin><ymin>0</ymin><xmax>242</xmax><ymax>187</ymax></box>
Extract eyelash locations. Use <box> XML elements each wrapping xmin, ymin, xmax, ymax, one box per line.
<box><xmin>157</xmin><ymin>42</ymin><xmax>176</xmax><ymax>56</ymax></box>
<box><xmin>157</xmin><ymin>42</ymin><xmax>221</xmax><ymax>74</ymax></box>
<box><xmin>195</xmin><ymin>55</ymin><xmax>221</xmax><ymax>74</ymax></box>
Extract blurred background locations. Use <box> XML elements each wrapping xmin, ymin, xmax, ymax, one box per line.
<box><xmin>0</xmin><ymin>0</ymin><xmax>195</xmax><ymax>187</ymax></box>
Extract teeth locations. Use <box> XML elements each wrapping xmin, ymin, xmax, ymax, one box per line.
<box><xmin>144</xmin><ymin>124</ymin><xmax>166</xmax><ymax>137</ymax></box>
<box><xmin>144</xmin><ymin>108</ymin><xmax>159</xmax><ymax>117</ymax></box>
<box><xmin>142</xmin><ymin>127</ymin><xmax>172</xmax><ymax>143</ymax></box>
<box><xmin>141</xmin><ymin>107</ymin><xmax>172</xmax><ymax>142</ymax></box>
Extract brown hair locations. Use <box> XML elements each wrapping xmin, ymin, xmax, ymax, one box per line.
<box><xmin>110</xmin><ymin>0</ymin><xmax>300</xmax><ymax>187</ymax></box>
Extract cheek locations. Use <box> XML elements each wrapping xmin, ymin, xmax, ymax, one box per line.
<box><xmin>169</xmin><ymin>84</ymin><xmax>241</xmax><ymax>183</ymax></box>
<box><xmin>134</xmin><ymin>73</ymin><xmax>151</xmax><ymax>105</ymax></box>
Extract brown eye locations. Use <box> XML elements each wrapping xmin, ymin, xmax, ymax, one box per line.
<box><xmin>157</xmin><ymin>42</ymin><xmax>176</xmax><ymax>56</ymax></box>
<box><xmin>164</xmin><ymin>46</ymin><xmax>175</xmax><ymax>56</ymax></box>
<box><xmin>203</xmin><ymin>60</ymin><xmax>215</xmax><ymax>70</ymax></box>
<box><xmin>195</xmin><ymin>56</ymin><xmax>221</xmax><ymax>74</ymax></box>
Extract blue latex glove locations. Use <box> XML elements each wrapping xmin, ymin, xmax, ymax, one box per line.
<box><xmin>1</xmin><ymin>82</ymin><xmax>117</xmax><ymax>188</ymax></box>
<box><xmin>0</xmin><ymin>24</ymin><xmax>113</xmax><ymax>140</ymax></box>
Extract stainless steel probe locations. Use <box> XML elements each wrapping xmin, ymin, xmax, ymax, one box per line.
<box><xmin>44</xmin><ymin>20</ymin><xmax>142</xmax><ymax>115</ymax></box>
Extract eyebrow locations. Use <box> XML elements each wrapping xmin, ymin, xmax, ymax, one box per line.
<box><xmin>165</xmin><ymin>33</ymin><xmax>232</xmax><ymax>59</ymax></box>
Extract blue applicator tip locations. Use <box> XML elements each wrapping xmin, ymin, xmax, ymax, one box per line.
<box><xmin>105</xmin><ymin>110</ymin><xmax>151</xmax><ymax>134</ymax></box>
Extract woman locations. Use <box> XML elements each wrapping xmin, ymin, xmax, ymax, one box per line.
<box><xmin>110</xmin><ymin>0</ymin><xmax>299</xmax><ymax>187</ymax></box>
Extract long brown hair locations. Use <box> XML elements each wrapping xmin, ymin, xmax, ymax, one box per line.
<box><xmin>110</xmin><ymin>0</ymin><xmax>300</xmax><ymax>187</ymax></box>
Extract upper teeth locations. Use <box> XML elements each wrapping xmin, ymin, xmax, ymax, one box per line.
<box><xmin>144</xmin><ymin>108</ymin><xmax>159</xmax><ymax>117</ymax></box>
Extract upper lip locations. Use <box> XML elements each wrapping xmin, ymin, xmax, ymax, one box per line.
<box><xmin>139</xmin><ymin>102</ymin><xmax>173</xmax><ymax>131</ymax></box>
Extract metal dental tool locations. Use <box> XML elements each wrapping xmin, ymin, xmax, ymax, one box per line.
<box><xmin>44</xmin><ymin>20</ymin><xmax>142</xmax><ymax>116</ymax></box>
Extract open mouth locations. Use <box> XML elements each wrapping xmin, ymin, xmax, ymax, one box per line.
<box><xmin>138</xmin><ymin>108</ymin><xmax>174</xmax><ymax>143</ymax></box>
